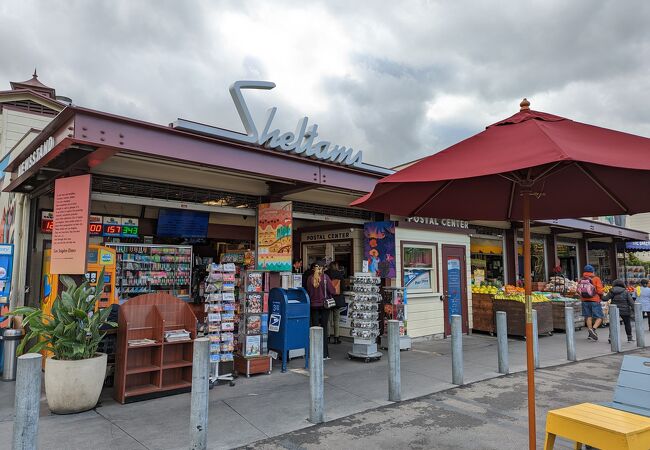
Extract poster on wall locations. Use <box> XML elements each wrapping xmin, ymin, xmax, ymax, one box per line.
<box><xmin>0</xmin><ymin>244</ymin><xmax>14</xmax><ymax>305</ymax></box>
<box><xmin>363</xmin><ymin>221</ymin><xmax>396</xmax><ymax>278</ymax></box>
<box><xmin>256</xmin><ymin>202</ymin><xmax>292</xmax><ymax>271</ymax></box>
<box><xmin>51</xmin><ymin>175</ymin><xmax>91</xmax><ymax>274</ymax></box>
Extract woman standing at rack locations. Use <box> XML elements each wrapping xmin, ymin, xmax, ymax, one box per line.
<box><xmin>306</xmin><ymin>260</ymin><xmax>335</xmax><ymax>359</ymax></box>
<box><xmin>326</xmin><ymin>261</ymin><xmax>345</xmax><ymax>344</ymax></box>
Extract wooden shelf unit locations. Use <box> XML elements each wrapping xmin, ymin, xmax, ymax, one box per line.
<box><xmin>115</xmin><ymin>293</ymin><xmax>197</xmax><ymax>404</ymax></box>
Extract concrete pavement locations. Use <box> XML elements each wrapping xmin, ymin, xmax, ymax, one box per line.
<box><xmin>247</xmin><ymin>347</ymin><xmax>650</xmax><ymax>450</ymax></box>
<box><xmin>0</xmin><ymin>322</ymin><xmax>648</xmax><ymax>449</ymax></box>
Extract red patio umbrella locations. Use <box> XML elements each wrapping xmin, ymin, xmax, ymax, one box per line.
<box><xmin>352</xmin><ymin>99</ymin><xmax>650</xmax><ymax>449</ymax></box>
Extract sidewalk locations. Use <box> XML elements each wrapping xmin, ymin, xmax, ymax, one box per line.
<box><xmin>248</xmin><ymin>347</ymin><xmax>650</xmax><ymax>450</ymax></box>
<box><xmin>0</xmin><ymin>324</ymin><xmax>648</xmax><ymax>449</ymax></box>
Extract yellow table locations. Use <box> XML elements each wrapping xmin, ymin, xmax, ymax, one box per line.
<box><xmin>545</xmin><ymin>403</ymin><xmax>650</xmax><ymax>450</ymax></box>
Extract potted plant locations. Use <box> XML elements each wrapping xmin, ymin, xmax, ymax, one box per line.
<box><xmin>12</xmin><ymin>269</ymin><xmax>116</xmax><ymax>414</ymax></box>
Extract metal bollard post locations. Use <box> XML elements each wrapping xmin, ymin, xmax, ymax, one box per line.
<box><xmin>532</xmin><ymin>309</ymin><xmax>539</xmax><ymax>369</ymax></box>
<box><xmin>190</xmin><ymin>338</ymin><xmax>210</xmax><ymax>450</ymax></box>
<box><xmin>496</xmin><ymin>311</ymin><xmax>508</xmax><ymax>374</ymax></box>
<box><xmin>12</xmin><ymin>353</ymin><xmax>42</xmax><ymax>450</ymax></box>
<box><xmin>565</xmin><ymin>307</ymin><xmax>576</xmax><ymax>361</ymax></box>
<box><xmin>309</xmin><ymin>327</ymin><xmax>324</xmax><ymax>424</ymax></box>
<box><xmin>634</xmin><ymin>302</ymin><xmax>646</xmax><ymax>348</ymax></box>
<box><xmin>388</xmin><ymin>320</ymin><xmax>401</xmax><ymax>402</ymax></box>
<box><xmin>609</xmin><ymin>305</ymin><xmax>621</xmax><ymax>353</ymax></box>
<box><xmin>451</xmin><ymin>315</ymin><xmax>463</xmax><ymax>385</ymax></box>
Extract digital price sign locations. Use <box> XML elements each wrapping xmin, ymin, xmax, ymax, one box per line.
<box><xmin>41</xmin><ymin>212</ymin><xmax>138</xmax><ymax>238</ymax></box>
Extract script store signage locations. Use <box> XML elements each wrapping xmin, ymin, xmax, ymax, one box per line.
<box><xmin>173</xmin><ymin>80</ymin><xmax>393</xmax><ymax>175</ymax></box>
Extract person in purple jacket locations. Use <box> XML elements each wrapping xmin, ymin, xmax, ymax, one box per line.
<box><xmin>305</xmin><ymin>259</ymin><xmax>336</xmax><ymax>359</ymax></box>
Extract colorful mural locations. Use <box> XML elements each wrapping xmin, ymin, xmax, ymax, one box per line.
<box><xmin>364</xmin><ymin>221</ymin><xmax>396</xmax><ymax>278</ymax></box>
<box><xmin>256</xmin><ymin>202</ymin><xmax>292</xmax><ymax>271</ymax></box>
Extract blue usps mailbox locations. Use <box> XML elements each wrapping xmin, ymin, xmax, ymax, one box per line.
<box><xmin>267</xmin><ymin>287</ymin><xmax>310</xmax><ymax>372</ymax></box>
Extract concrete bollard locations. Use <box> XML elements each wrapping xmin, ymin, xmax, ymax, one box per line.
<box><xmin>565</xmin><ymin>307</ymin><xmax>576</xmax><ymax>361</ymax></box>
<box><xmin>190</xmin><ymin>338</ymin><xmax>210</xmax><ymax>450</ymax></box>
<box><xmin>496</xmin><ymin>311</ymin><xmax>508</xmax><ymax>374</ymax></box>
<box><xmin>634</xmin><ymin>302</ymin><xmax>646</xmax><ymax>348</ymax></box>
<box><xmin>532</xmin><ymin>309</ymin><xmax>540</xmax><ymax>369</ymax></box>
<box><xmin>388</xmin><ymin>320</ymin><xmax>401</xmax><ymax>402</ymax></box>
<box><xmin>12</xmin><ymin>353</ymin><xmax>42</xmax><ymax>450</ymax></box>
<box><xmin>609</xmin><ymin>304</ymin><xmax>621</xmax><ymax>353</ymax></box>
<box><xmin>451</xmin><ymin>315</ymin><xmax>463</xmax><ymax>385</ymax></box>
<box><xmin>309</xmin><ymin>327</ymin><xmax>324</xmax><ymax>424</ymax></box>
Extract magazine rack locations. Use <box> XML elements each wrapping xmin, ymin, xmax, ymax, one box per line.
<box><xmin>114</xmin><ymin>293</ymin><xmax>197</xmax><ymax>404</ymax></box>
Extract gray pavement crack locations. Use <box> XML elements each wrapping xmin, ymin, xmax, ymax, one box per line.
<box><xmin>94</xmin><ymin>408</ymin><xmax>151</xmax><ymax>450</ymax></box>
<box><xmin>222</xmin><ymin>398</ymin><xmax>271</xmax><ymax>439</ymax></box>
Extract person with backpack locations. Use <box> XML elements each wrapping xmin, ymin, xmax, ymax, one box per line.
<box><xmin>576</xmin><ymin>264</ymin><xmax>604</xmax><ymax>341</ymax></box>
<box><xmin>603</xmin><ymin>279</ymin><xmax>636</xmax><ymax>342</ymax></box>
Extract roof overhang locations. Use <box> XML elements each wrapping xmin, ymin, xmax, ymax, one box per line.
<box><xmin>4</xmin><ymin>106</ymin><xmax>384</xmax><ymax>196</ymax></box>
<box><xmin>538</xmin><ymin>218</ymin><xmax>648</xmax><ymax>241</ymax></box>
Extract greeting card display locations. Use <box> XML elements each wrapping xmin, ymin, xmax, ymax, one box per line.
<box><xmin>204</xmin><ymin>263</ymin><xmax>238</xmax><ymax>383</ymax></box>
<box><xmin>235</xmin><ymin>270</ymin><xmax>272</xmax><ymax>377</ymax></box>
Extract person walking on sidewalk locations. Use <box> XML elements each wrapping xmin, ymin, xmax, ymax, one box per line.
<box><xmin>637</xmin><ymin>279</ymin><xmax>650</xmax><ymax>330</ymax></box>
<box><xmin>603</xmin><ymin>279</ymin><xmax>636</xmax><ymax>342</ymax></box>
<box><xmin>576</xmin><ymin>264</ymin><xmax>604</xmax><ymax>341</ymax></box>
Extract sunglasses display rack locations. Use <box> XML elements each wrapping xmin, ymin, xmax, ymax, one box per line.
<box><xmin>204</xmin><ymin>263</ymin><xmax>238</xmax><ymax>386</ymax></box>
<box><xmin>347</xmin><ymin>272</ymin><xmax>383</xmax><ymax>363</ymax></box>
<box><xmin>107</xmin><ymin>244</ymin><xmax>192</xmax><ymax>303</ymax></box>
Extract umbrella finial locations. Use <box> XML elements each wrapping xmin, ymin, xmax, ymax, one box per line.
<box><xmin>520</xmin><ymin>98</ymin><xmax>530</xmax><ymax>111</ymax></box>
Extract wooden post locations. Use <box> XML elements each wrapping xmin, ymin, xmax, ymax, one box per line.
<box><xmin>523</xmin><ymin>192</ymin><xmax>537</xmax><ymax>450</ymax></box>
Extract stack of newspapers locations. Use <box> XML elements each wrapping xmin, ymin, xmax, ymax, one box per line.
<box><xmin>164</xmin><ymin>329</ymin><xmax>191</xmax><ymax>342</ymax></box>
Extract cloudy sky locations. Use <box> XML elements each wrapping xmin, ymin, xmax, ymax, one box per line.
<box><xmin>1</xmin><ymin>1</ymin><xmax>649</xmax><ymax>168</ymax></box>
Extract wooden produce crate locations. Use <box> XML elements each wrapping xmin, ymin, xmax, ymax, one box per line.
<box><xmin>234</xmin><ymin>354</ymin><xmax>272</xmax><ymax>377</ymax></box>
<box><xmin>471</xmin><ymin>293</ymin><xmax>496</xmax><ymax>334</ymax></box>
<box><xmin>551</xmin><ymin>301</ymin><xmax>584</xmax><ymax>331</ymax></box>
<box><xmin>493</xmin><ymin>300</ymin><xmax>553</xmax><ymax>337</ymax></box>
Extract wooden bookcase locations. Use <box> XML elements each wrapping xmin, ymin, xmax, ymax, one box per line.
<box><xmin>114</xmin><ymin>293</ymin><xmax>197</xmax><ymax>404</ymax></box>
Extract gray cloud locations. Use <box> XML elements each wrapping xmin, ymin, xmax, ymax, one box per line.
<box><xmin>1</xmin><ymin>0</ymin><xmax>649</xmax><ymax>168</ymax></box>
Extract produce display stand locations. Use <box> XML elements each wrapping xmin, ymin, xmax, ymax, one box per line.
<box><xmin>493</xmin><ymin>300</ymin><xmax>553</xmax><ymax>337</ymax></box>
<box><xmin>550</xmin><ymin>300</ymin><xmax>583</xmax><ymax>331</ymax></box>
<box><xmin>471</xmin><ymin>293</ymin><xmax>496</xmax><ymax>335</ymax></box>
<box><xmin>114</xmin><ymin>293</ymin><xmax>197</xmax><ymax>404</ymax></box>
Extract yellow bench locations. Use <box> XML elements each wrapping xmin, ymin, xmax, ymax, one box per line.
<box><xmin>544</xmin><ymin>403</ymin><xmax>650</xmax><ymax>449</ymax></box>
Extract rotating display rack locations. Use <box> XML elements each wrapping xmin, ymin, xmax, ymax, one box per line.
<box><xmin>347</xmin><ymin>272</ymin><xmax>383</xmax><ymax>362</ymax></box>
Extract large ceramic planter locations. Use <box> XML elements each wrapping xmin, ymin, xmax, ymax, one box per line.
<box><xmin>45</xmin><ymin>353</ymin><xmax>107</xmax><ymax>414</ymax></box>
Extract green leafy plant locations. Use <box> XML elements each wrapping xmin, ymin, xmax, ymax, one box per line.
<box><xmin>11</xmin><ymin>268</ymin><xmax>117</xmax><ymax>360</ymax></box>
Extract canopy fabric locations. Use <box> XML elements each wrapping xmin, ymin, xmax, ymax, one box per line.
<box><xmin>625</xmin><ymin>241</ymin><xmax>650</xmax><ymax>251</ymax></box>
<box><xmin>353</xmin><ymin>109</ymin><xmax>650</xmax><ymax>221</ymax></box>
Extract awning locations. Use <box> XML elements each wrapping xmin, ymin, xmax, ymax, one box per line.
<box><xmin>625</xmin><ymin>241</ymin><xmax>650</xmax><ymax>251</ymax></box>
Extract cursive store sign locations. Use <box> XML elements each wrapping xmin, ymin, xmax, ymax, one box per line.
<box><xmin>173</xmin><ymin>81</ymin><xmax>393</xmax><ymax>175</ymax></box>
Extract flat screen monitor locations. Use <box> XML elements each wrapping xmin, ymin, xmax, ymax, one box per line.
<box><xmin>156</xmin><ymin>209</ymin><xmax>209</xmax><ymax>238</ymax></box>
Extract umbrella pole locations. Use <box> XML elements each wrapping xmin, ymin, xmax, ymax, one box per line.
<box><xmin>523</xmin><ymin>192</ymin><xmax>537</xmax><ymax>449</ymax></box>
